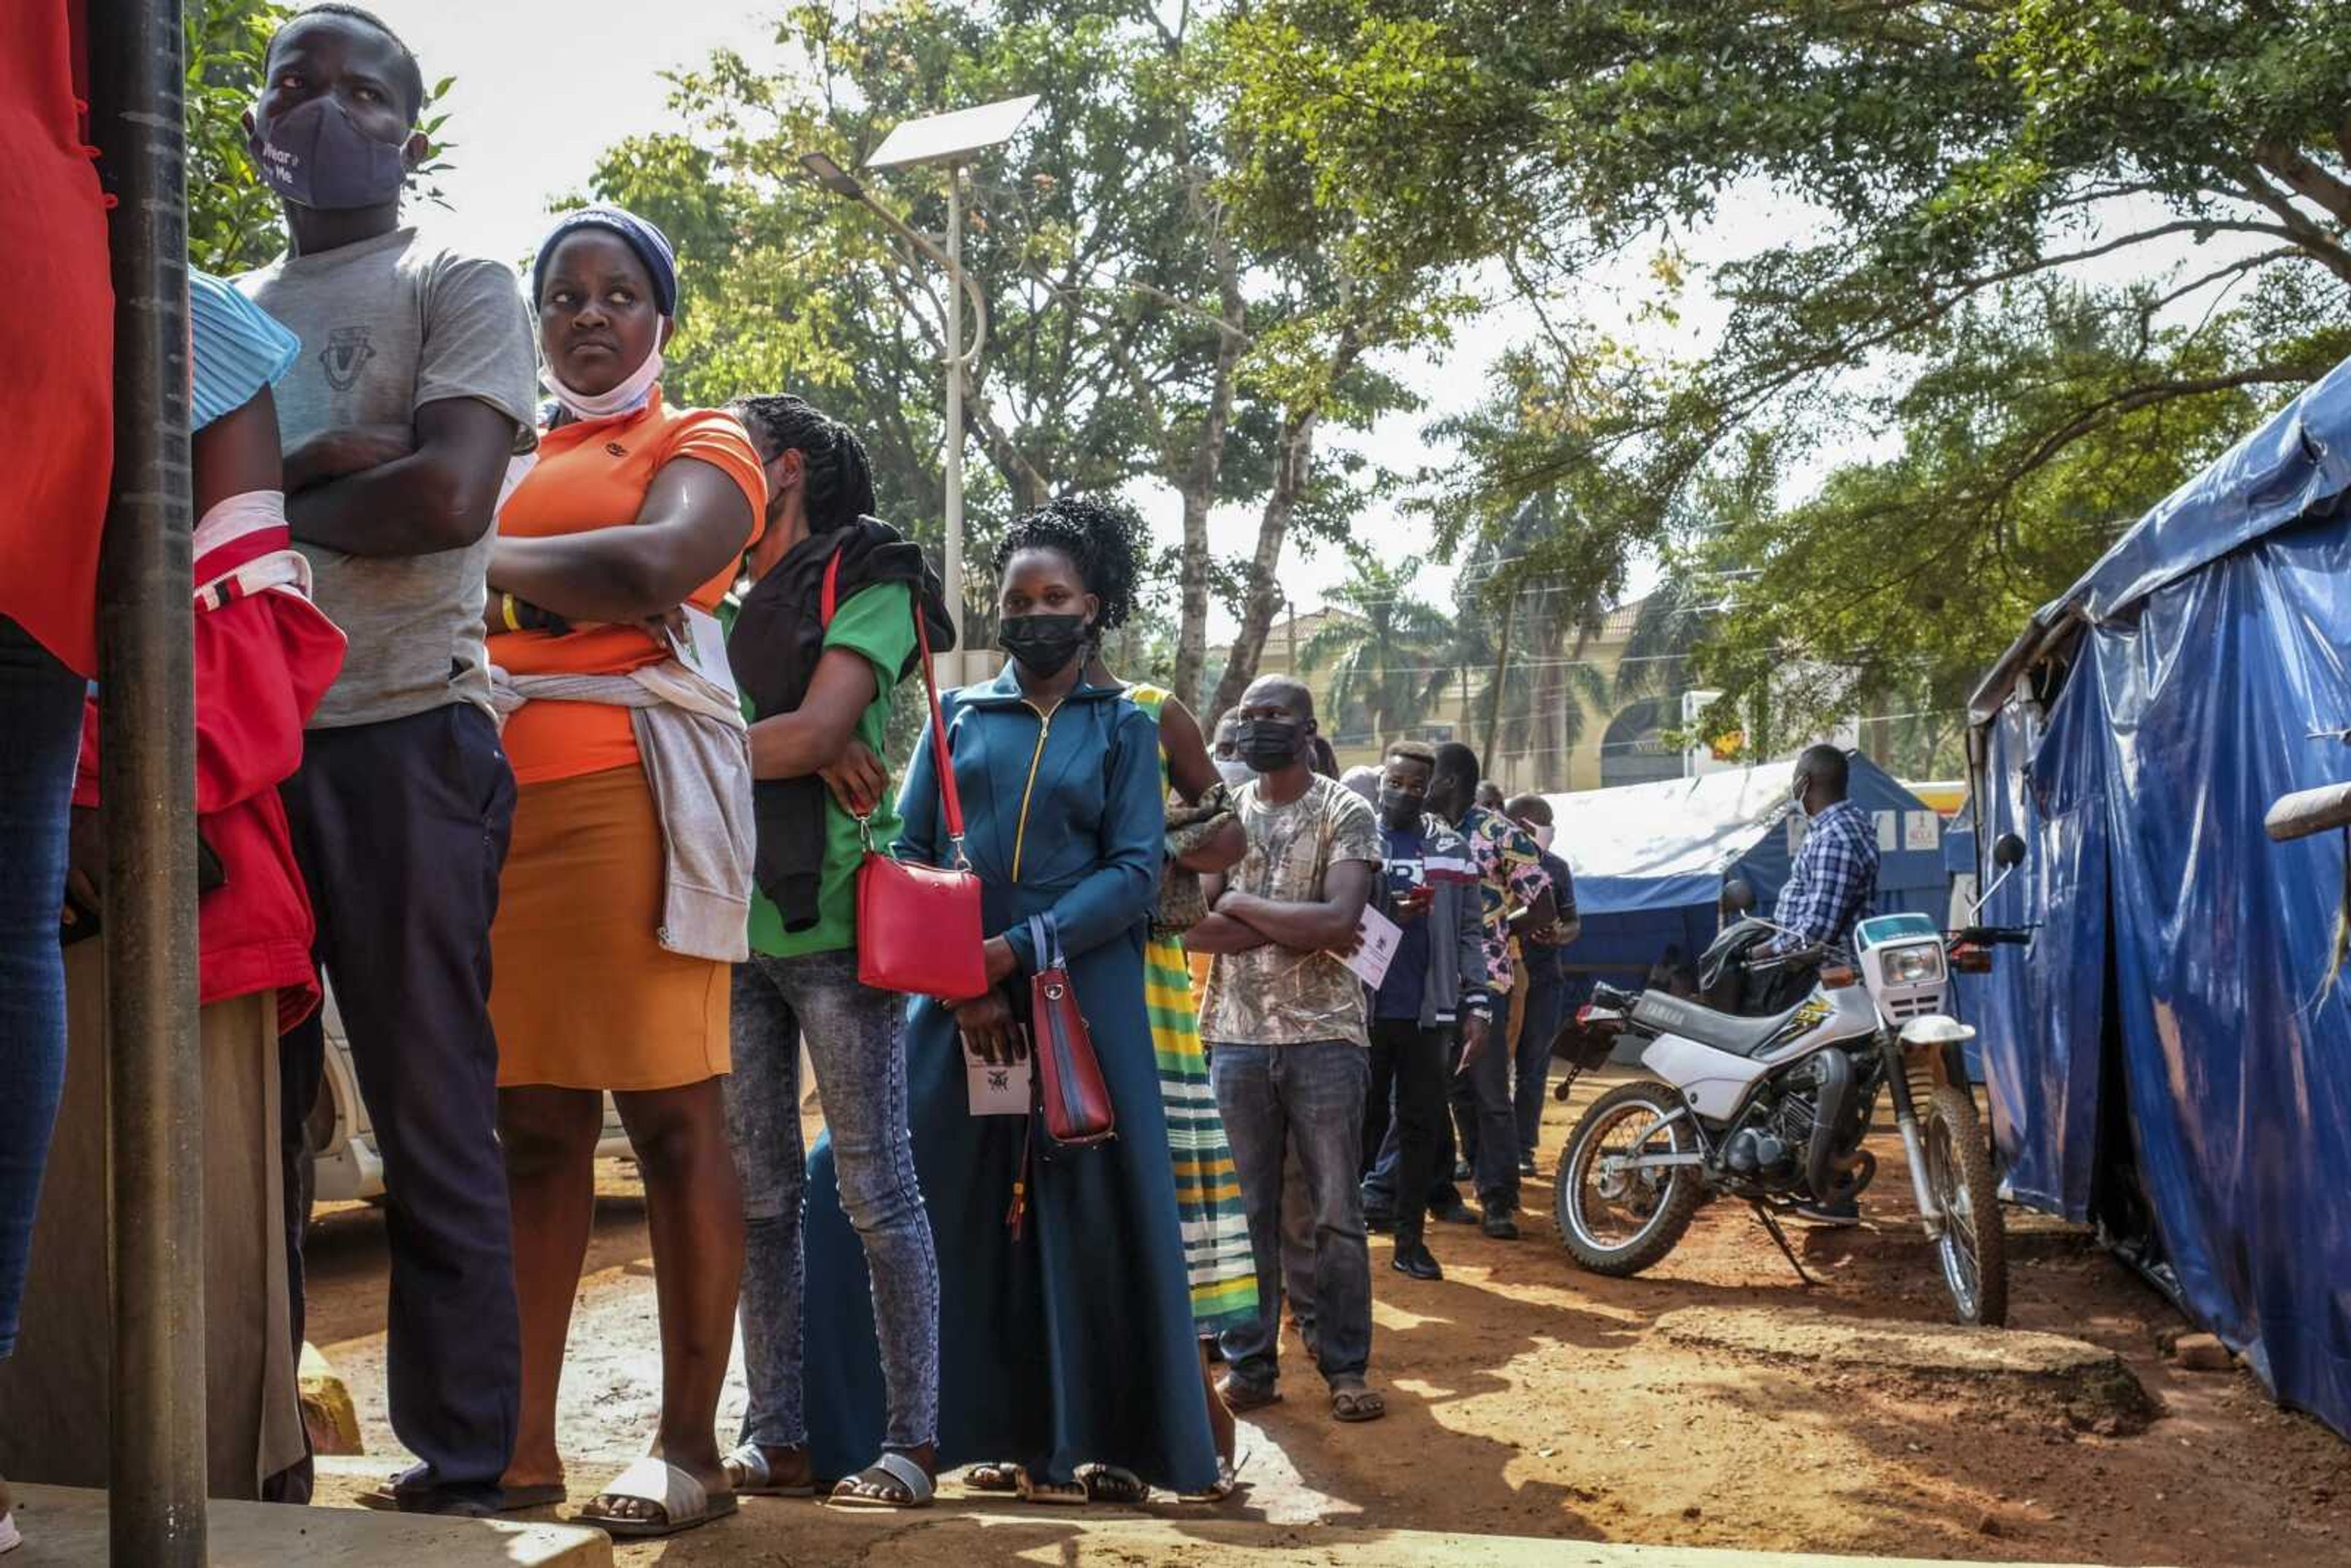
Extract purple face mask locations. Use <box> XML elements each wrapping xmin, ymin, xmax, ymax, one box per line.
<box><xmin>252</xmin><ymin>96</ymin><xmax>407</xmax><ymax>211</ymax></box>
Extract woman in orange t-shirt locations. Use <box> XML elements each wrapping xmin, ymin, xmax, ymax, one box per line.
<box><xmin>482</xmin><ymin>206</ymin><xmax>763</xmax><ymax>1538</ymax></box>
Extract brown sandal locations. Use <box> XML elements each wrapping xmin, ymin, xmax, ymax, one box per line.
<box><xmin>1330</xmin><ymin>1386</ymin><xmax>1387</xmax><ymax>1423</ymax></box>
<box><xmin>1217</xmin><ymin>1373</ymin><xmax>1281</xmax><ymax>1413</ymax></box>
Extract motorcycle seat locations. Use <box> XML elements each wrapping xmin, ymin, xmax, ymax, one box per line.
<box><xmin>1627</xmin><ymin>991</ymin><xmax>1815</xmax><ymax>1059</ymax></box>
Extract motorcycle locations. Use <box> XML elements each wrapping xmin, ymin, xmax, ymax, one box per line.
<box><xmin>1553</xmin><ymin>832</ymin><xmax>2031</xmax><ymax>1326</ymax></box>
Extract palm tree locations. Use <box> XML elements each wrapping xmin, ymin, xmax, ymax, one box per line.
<box><xmin>1297</xmin><ymin>555</ymin><xmax>1453</xmax><ymax>754</ymax></box>
<box><xmin>1448</xmin><ymin>498</ymin><xmax>1614</xmax><ymax>787</ymax></box>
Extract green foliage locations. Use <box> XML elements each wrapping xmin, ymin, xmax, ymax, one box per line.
<box><xmin>1220</xmin><ymin>0</ymin><xmax>2351</xmax><ymax>741</ymax></box>
<box><xmin>186</xmin><ymin>0</ymin><xmax>290</xmax><ymax>274</ymax></box>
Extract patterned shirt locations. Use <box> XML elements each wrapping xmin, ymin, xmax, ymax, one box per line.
<box><xmin>1770</xmin><ymin>798</ymin><xmax>1880</xmax><ymax>956</ymax></box>
<box><xmin>1460</xmin><ymin>805</ymin><xmax>1552</xmax><ymax>996</ymax></box>
<box><xmin>1199</xmin><ymin>775</ymin><xmax>1384</xmax><ymax>1046</ymax></box>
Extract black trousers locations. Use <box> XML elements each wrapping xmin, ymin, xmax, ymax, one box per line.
<box><xmin>1450</xmin><ymin>1008</ymin><xmax>1521</xmax><ymax>1212</ymax></box>
<box><xmin>277</xmin><ymin>703</ymin><xmax>520</xmax><ymax>1501</ymax></box>
<box><xmin>1363</xmin><ymin>1018</ymin><xmax>1448</xmax><ymax>1250</ymax></box>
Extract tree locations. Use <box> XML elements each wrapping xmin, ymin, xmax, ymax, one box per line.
<box><xmin>1294</xmin><ymin>553</ymin><xmax>1450</xmax><ymax>752</ymax></box>
<box><xmin>587</xmin><ymin>0</ymin><xmax>1409</xmax><ymax>708</ymax></box>
<box><xmin>1217</xmin><ymin>0</ymin><xmax>2351</xmax><ymax>734</ymax></box>
<box><xmin>187</xmin><ymin>1</ymin><xmax>291</xmax><ymax>275</ymax></box>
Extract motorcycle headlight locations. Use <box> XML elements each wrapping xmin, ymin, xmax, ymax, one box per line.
<box><xmin>1883</xmin><ymin>944</ymin><xmax>1944</xmax><ymax>985</ymax></box>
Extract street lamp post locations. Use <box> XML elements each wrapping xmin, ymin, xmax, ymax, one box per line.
<box><xmin>800</xmin><ymin>94</ymin><xmax>1036</xmax><ymax>683</ymax></box>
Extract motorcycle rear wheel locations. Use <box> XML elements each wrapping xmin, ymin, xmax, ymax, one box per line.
<box><xmin>1556</xmin><ymin>1080</ymin><xmax>1703</xmax><ymax>1277</ymax></box>
<box><xmin>1922</xmin><ymin>1084</ymin><xmax>2008</xmax><ymax>1327</ymax></box>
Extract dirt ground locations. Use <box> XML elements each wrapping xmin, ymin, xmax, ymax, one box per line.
<box><xmin>304</xmin><ymin>1070</ymin><xmax>2350</xmax><ymax>1565</ymax></box>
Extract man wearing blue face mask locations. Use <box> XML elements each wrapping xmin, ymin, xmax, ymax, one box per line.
<box><xmin>234</xmin><ymin>1</ymin><xmax>538</xmax><ymax>1517</ymax></box>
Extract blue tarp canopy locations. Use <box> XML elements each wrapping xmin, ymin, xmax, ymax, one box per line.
<box><xmin>1967</xmin><ymin>356</ymin><xmax>2351</xmax><ymax>1442</ymax></box>
<box><xmin>1543</xmin><ymin>754</ymin><xmax>1952</xmax><ymax>982</ymax></box>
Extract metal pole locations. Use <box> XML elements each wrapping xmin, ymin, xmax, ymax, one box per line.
<box><xmin>88</xmin><ymin>1</ymin><xmax>207</xmax><ymax>1562</ymax></box>
<box><xmin>943</xmin><ymin>160</ymin><xmax>967</xmax><ymax>681</ymax></box>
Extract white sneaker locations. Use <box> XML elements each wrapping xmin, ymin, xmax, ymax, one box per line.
<box><xmin>1</xmin><ymin>1510</ymin><xmax>22</xmax><ymax>1555</ymax></box>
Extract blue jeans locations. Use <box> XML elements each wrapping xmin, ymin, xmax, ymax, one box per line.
<box><xmin>0</xmin><ymin>618</ymin><xmax>84</xmax><ymax>1360</ymax></box>
<box><xmin>1513</xmin><ymin>964</ymin><xmax>1569</xmax><ymax>1155</ymax></box>
<box><xmin>1210</xmin><ymin>1041</ymin><xmax>1373</xmax><ymax>1390</ymax></box>
<box><xmin>726</xmin><ymin>948</ymin><xmax>939</xmax><ymax>1453</ymax></box>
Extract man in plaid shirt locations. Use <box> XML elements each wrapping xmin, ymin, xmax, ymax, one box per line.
<box><xmin>1769</xmin><ymin>745</ymin><xmax>1879</xmax><ymax>958</ymax></box>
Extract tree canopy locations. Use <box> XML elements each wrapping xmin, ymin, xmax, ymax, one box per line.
<box><xmin>1218</xmin><ymin>0</ymin><xmax>2351</xmax><ymax>756</ymax></box>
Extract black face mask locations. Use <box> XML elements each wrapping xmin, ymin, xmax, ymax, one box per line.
<box><xmin>1237</xmin><ymin>718</ymin><xmax>1303</xmax><ymax>773</ymax></box>
<box><xmin>997</xmin><ymin>613</ymin><xmax>1089</xmax><ymax>678</ymax></box>
<box><xmin>1378</xmin><ymin>787</ymin><xmax>1425</xmax><ymax>831</ymax></box>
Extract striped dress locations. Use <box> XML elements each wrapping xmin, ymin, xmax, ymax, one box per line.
<box><xmin>1128</xmin><ymin>685</ymin><xmax>1259</xmax><ymax>1334</ymax></box>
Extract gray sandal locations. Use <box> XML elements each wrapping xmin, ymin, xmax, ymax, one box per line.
<box><xmin>724</xmin><ymin>1442</ymin><xmax>815</xmax><ymax>1499</ymax></box>
<box><xmin>830</xmin><ymin>1451</ymin><xmax>934</xmax><ymax>1510</ymax></box>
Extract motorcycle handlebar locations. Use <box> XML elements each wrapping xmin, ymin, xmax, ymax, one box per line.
<box><xmin>1948</xmin><ymin>925</ymin><xmax>2033</xmax><ymax>947</ymax></box>
<box><xmin>1590</xmin><ymin>981</ymin><xmax>1640</xmax><ymax>1011</ymax></box>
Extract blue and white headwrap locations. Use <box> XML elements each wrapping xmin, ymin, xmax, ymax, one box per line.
<box><xmin>531</xmin><ymin>204</ymin><xmax>678</xmax><ymax>318</ymax></box>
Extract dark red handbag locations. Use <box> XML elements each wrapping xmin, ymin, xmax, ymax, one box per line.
<box><xmin>855</xmin><ymin>606</ymin><xmax>987</xmax><ymax>1000</ymax></box>
<box><xmin>1027</xmin><ymin>913</ymin><xmax>1116</xmax><ymax>1147</ymax></box>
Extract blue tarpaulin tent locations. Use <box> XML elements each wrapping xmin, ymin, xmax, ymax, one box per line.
<box><xmin>1544</xmin><ymin>754</ymin><xmax>1951</xmax><ymax>985</ymax></box>
<box><xmin>1967</xmin><ymin>358</ymin><xmax>2351</xmax><ymax>1441</ymax></box>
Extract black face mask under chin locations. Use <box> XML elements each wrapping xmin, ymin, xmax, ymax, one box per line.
<box><xmin>998</xmin><ymin>613</ymin><xmax>1090</xmax><ymax>678</ymax></box>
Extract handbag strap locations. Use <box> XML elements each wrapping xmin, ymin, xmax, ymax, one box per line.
<box><xmin>912</xmin><ymin>602</ymin><xmax>970</xmax><ymax>862</ymax></box>
<box><xmin>1026</xmin><ymin>912</ymin><xmax>1063</xmax><ymax>973</ymax></box>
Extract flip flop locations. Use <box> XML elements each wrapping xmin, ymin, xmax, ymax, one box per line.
<box><xmin>724</xmin><ymin>1442</ymin><xmax>816</xmax><ymax>1499</ymax></box>
<box><xmin>829</xmin><ymin>1451</ymin><xmax>935</xmax><ymax>1510</ymax></box>
<box><xmin>576</xmin><ymin>1456</ymin><xmax>738</xmax><ymax>1540</ymax></box>
<box><xmin>1076</xmin><ymin>1465</ymin><xmax>1149</xmax><ymax>1506</ymax></box>
<box><xmin>492</xmin><ymin>1483</ymin><xmax>568</xmax><ymax>1513</ymax></box>
<box><xmin>355</xmin><ymin>1477</ymin><xmax>503</xmax><ymax>1517</ymax></box>
<box><xmin>1330</xmin><ymin>1386</ymin><xmax>1388</xmax><ymax>1424</ymax></box>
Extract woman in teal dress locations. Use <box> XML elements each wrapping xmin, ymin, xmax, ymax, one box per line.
<box><xmin>797</xmin><ymin>499</ymin><xmax>1219</xmax><ymax>1500</ymax></box>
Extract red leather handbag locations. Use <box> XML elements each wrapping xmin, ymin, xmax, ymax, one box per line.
<box><xmin>855</xmin><ymin>607</ymin><xmax>988</xmax><ymax>1000</ymax></box>
<box><xmin>1027</xmin><ymin>913</ymin><xmax>1116</xmax><ymax>1147</ymax></box>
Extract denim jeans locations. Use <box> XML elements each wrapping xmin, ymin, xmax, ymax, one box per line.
<box><xmin>1210</xmin><ymin>1041</ymin><xmax>1372</xmax><ymax>1390</ymax></box>
<box><xmin>0</xmin><ymin>618</ymin><xmax>84</xmax><ymax>1360</ymax></box>
<box><xmin>726</xmin><ymin>948</ymin><xmax>938</xmax><ymax>1453</ymax></box>
<box><xmin>1513</xmin><ymin>963</ymin><xmax>1569</xmax><ymax>1155</ymax></box>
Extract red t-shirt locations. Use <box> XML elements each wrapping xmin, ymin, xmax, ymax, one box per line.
<box><xmin>1</xmin><ymin>0</ymin><xmax>113</xmax><ymax>675</ymax></box>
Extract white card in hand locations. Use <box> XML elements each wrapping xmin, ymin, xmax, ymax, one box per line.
<box><xmin>964</xmin><ymin>1040</ymin><xmax>1031</xmax><ymax>1116</ymax></box>
<box><xmin>666</xmin><ymin>604</ymin><xmax>740</xmax><ymax>702</ymax></box>
<box><xmin>1344</xmin><ymin>904</ymin><xmax>1404</xmax><ymax>990</ymax></box>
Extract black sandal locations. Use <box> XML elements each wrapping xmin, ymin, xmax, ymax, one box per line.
<box><xmin>1076</xmin><ymin>1465</ymin><xmax>1149</xmax><ymax>1506</ymax></box>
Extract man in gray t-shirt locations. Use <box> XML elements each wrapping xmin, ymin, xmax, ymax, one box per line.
<box><xmin>235</xmin><ymin>6</ymin><xmax>532</xmax><ymax>1510</ymax></box>
<box><xmin>1188</xmin><ymin>676</ymin><xmax>1387</xmax><ymax>1424</ymax></box>
<box><xmin>238</xmin><ymin>230</ymin><xmax>536</xmax><ymax>726</ymax></box>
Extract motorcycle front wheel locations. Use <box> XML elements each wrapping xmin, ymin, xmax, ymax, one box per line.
<box><xmin>1555</xmin><ymin>1080</ymin><xmax>1703</xmax><ymax>1276</ymax></box>
<box><xmin>1922</xmin><ymin>1083</ymin><xmax>2008</xmax><ymax>1327</ymax></box>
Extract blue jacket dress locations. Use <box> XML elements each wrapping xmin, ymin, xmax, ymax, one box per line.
<box><xmin>797</xmin><ymin>663</ymin><xmax>1218</xmax><ymax>1491</ymax></box>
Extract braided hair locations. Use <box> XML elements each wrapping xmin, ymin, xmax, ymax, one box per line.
<box><xmin>729</xmin><ymin>394</ymin><xmax>877</xmax><ymax>535</ymax></box>
<box><xmin>992</xmin><ymin>495</ymin><xmax>1146</xmax><ymax>633</ymax></box>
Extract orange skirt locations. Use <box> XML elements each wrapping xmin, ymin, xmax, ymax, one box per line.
<box><xmin>490</xmin><ymin>763</ymin><xmax>730</xmax><ymax>1091</ymax></box>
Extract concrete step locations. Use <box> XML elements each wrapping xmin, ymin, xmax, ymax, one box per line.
<box><xmin>6</xmin><ymin>1483</ymin><xmax>612</xmax><ymax>1567</ymax></box>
